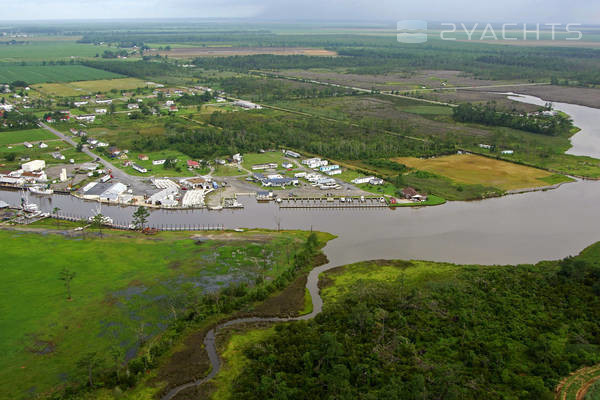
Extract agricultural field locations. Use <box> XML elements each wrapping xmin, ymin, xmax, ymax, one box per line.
<box><xmin>394</xmin><ymin>153</ymin><xmax>572</xmax><ymax>191</ymax></box>
<box><xmin>148</xmin><ymin>47</ymin><xmax>337</xmax><ymax>58</ymax></box>
<box><xmin>0</xmin><ymin>65</ymin><xmax>122</xmax><ymax>85</ymax></box>
<box><xmin>33</xmin><ymin>77</ymin><xmax>149</xmax><ymax>97</ymax></box>
<box><xmin>0</xmin><ymin>228</ymin><xmax>321</xmax><ymax>398</ymax></box>
<box><xmin>0</xmin><ymin>41</ymin><xmax>113</xmax><ymax>62</ymax></box>
<box><xmin>0</xmin><ymin>128</ymin><xmax>55</xmax><ymax>146</ymax></box>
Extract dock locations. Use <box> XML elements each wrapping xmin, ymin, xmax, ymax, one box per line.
<box><xmin>277</xmin><ymin>196</ymin><xmax>389</xmax><ymax>209</ymax></box>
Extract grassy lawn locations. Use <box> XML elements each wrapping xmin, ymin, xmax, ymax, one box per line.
<box><xmin>394</xmin><ymin>154</ymin><xmax>570</xmax><ymax>191</ymax></box>
<box><xmin>0</xmin><ymin>128</ymin><xmax>55</xmax><ymax>146</ymax></box>
<box><xmin>241</xmin><ymin>151</ymin><xmax>287</xmax><ymax>171</ymax></box>
<box><xmin>0</xmin><ymin>228</ymin><xmax>314</xmax><ymax>398</ymax></box>
<box><xmin>118</xmin><ymin>150</ymin><xmax>209</xmax><ymax>177</ymax></box>
<box><xmin>0</xmin><ymin>141</ymin><xmax>92</xmax><ymax>170</ymax></box>
<box><xmin>34</xmin><ymin>78</ymin><xmax>149</xmax><ymax>97</ymax></box>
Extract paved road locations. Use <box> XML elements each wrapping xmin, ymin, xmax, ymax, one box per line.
<box><xmin>39</xmin><ymin>122</ymin><xmax>152</xmax><ymax>193</ymax></box>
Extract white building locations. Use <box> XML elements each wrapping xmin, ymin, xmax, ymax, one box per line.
<box><xmin>75</xmin><ymin>115</ymin><xmax>96</xmax><ymax>123</ymax></box>
<box><xmin>127</xmin><ymin>103</ymin><xmax>139</xmax><ymax>110</ymax></box>
<box><xmin>352</xmin><ymin>176</ymin><xmax>376</xmax><ymax>185</ymax></box>
<box><xmin>233</xmin><ymin>100</ymin><xmax>262</xmax><ymax>109</ymax></box>
<box><xmin>22</xmin><ymin>160</ymin><xmax>45</xmax><ymax>172</ymax></box>
<box><xmin>326</xmin><ymin>168</ymin><xmax>342</xmax><ymax>176</ymax></box>
<box><xmin>73</xmin><ymin>101</ymin><xmax>88</xmax><ymax>107</ymax></box>
<box><xmin>132</xmin><ymin>163</ymin><xmax>147</xmax><ymax>173</ymax></box>
<box><xmin>95</xmin><ymin>108</ymin><xmax>107</xmax><ymax>114</ymax></box>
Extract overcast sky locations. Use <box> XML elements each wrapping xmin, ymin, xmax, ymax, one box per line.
<box><xmin>1</xmin><ymin>0</ymin><xmax>599</xmax><ymax>23</ymax></box>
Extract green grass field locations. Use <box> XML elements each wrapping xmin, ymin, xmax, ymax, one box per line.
<box><xmin>0</xmin><ymin>228</ymin><xmax>314</xmax><ymax>398</ymax></box>
<box><xmin>121</xmin><ymin>150</ymin><xmax>209</xmax><ymax>177</ymax></box>
<box><xmin>241</xmin><ymin>151</ymin><xmax>287</xmax><ymax>171</ymax></box>
<box><xmin>0</xmin><ymin>41</ymin><xmax>113</xmax><ymax>62</ymax></box>
<box><xmin>0</xmin><ymin>129</ymin><xmax>55</xmax><ymax>146</ymax></box>
<box><xmin>33</xmin><ymin>77</ymin><xmax>148</xmax><ymax>96</ymax></box>
<box><xmin>0</xmin><ymin>65</ymin><xmax>122</xmax><ymax>84</ymax></box>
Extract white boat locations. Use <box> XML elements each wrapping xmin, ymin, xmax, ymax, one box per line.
<box><xmin>29</xmin><ymin>186</ymin><xmax>54</xmax><ymax>195</ymax></box>
<box><xmin>209</xmin><ymin>205</ymin><xmax>223</xmax><ymax>211</ymax></box>
<box><xmin>88</xmin><ymin>214</ymin><xmax>113</xmax><ymax>225</ymax></box>
<box><xmin>23</xmin><ymin>203</ymin><xmax>40</xmax><ymax>213</ymax></box>
<box><xmin>89</xmin><ymin>205</ymin><xmax>113</xmax><ymax>225</ymax></box>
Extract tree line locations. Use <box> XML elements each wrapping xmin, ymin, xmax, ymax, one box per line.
<box><xmin>452</xmin><ymin>102</ymin><xmax>573</xmax><ymax>136</ymax></box>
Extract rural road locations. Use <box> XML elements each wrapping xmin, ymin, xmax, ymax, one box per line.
<box><xmin>39</xmin><ymin>122</ymin><xmax>151</xmax><ymax>193</ymax></box>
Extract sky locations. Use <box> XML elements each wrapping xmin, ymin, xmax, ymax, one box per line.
<box><xmin>1</xmin><ymin>0</ymin><xmax>599</xmax><ymax>23</ymax></box>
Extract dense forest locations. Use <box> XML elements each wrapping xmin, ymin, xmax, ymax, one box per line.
<box><xmin>74</xmin><ymin>28</ymin><xmax>600</xmax><ymax>86</ymax></box>
<box><xmin>452</xmin><ymin>102</ymin><xmax>574</xmax><ymax>136</ymax></box>
<box><xmin>229</xmin><ymin>257</ymin><xmax>600</xmax><ymax>400</ymax></box>
<box><xmin>129</xmin><ymin>110</ymin><xmax>453</xmax><ymax>161</ymax></box>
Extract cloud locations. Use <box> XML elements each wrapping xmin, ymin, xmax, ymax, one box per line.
<box><xmin>0</xmin><ymin>0</ymin><xmax>598</xmax><ymax>23</ymax></box>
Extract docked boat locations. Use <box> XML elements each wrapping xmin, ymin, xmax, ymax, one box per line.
<box><xmin>29</xmin><ymin>186</ymin><xmax>54</xmax><ymax>195</ymax></box>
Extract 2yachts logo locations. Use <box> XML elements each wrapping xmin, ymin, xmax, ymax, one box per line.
<box><xmin>397</xmin><ymin>21</ymin><xmax>583</xmax><ymax>43</ymax></box>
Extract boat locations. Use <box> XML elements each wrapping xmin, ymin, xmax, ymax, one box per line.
<box><xmin>88</xmin><ymin>205</ymin><xmax>113</xmax><ymax>225</ymax></box>
<box><xmin>209</xmin><ymin>205</ymin><xmax>223</xmax><ymax>211</ymax></box>
<box><xmin>23</xmin><ymin>203</ymin><xmax>40</xmax><ymax>213</ymax></box>
<box><xmin>29</xmin><ymin>186</ymin><xmax>54</xmax><ymax>195</ymax></box>
<box><xmin>20</xmin><ymin>191</ymin><xmax>39</xmax><ymax>213</ymax></box>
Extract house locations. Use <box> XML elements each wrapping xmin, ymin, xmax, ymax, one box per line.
<box><xmin>95</xmin><ymin>99</ymin><xmax>112</xmax><ymax>105</ymax></box>
<box><xmin>38</xmin><ymin>142</ymin><xmax>48</xmax><ymax>149</ymax></box>
<box><xmin>326</xmin><ymin>168</ymin><xmax>342</xmax><ymax>176</ymax></box>
<box><xmin>352</xmin><ymin>176</ymin><xmax>376</xmax><ymax>185</ymax></box>
<box><xmin>97</xmin><ymin>142</ymin><xmax>109</xmax><ymax>147</ymax></box>
<box><xmin>369</xmin><ymin>178</ymin><xmax>384</xmax><ymax>185</ymax></box>
<box><xmin>132</xmin><ymin>163</ymin><xmax>147</xmax><ymax>173</ymax></box>
<box><xmin>51</xmin><ymin>152</ymin><xmax>65</xmax><ymax>160</ymax></box>
<box><xmin>108</xmin><ymin>147</ymin><xmax>121</xmax><ymax>157</ymax></box>
<box><xmin>402</xmin><ymin>187</ymin><xmax>428</xmax><ymax>202</ymax></box>
<box><xmin>169</xmin><ymin>105</ymin><xmax>178</xmax><ymax>112</ymax></box>
<box><xmin>187</xmin><ymin>160</ymin><xmax>200</xmax><ymax>169</ymax></box>
<box><xmin>479</xmin><ymin>144</ymin><xmax>492</xmax><ymax>149</ymax></box>
<box><xmin>23</xmin><ymin>142</ymin><xmax>33</xmax><ymax>149</ymax></box>
<box><xmin>320</xmin><ymin>164</ymin><xmax>340</xmax><ymax>173</ymax></box>
<box><xmin>22</xmin><ymin>160</ymin><xmax>45</xmax><ymax>172</ymax></box>
<box><xmin>284</xmin><ymin>150</ymin><xmax>300</xmax><ymax>158</ymax></box>
<box><xmin>138</xmin><ymin>154</ymin><xmax>149</xmax><ymax>161</ymax></box>
<box><xmin>73</xmin><ymin>101</ymin><xmax>88</xmax><ymax>107</ymax></box>
<box><xmin>165</xmin><ymin>100</ymin><xmax>175</xmax><ymax>106</ymax></box>
<box><xmin>21</xmin><ymin>171</ymin><xmax>48</xmax><ymax>183</ymax></box>
<box><xmin>252</xmin><ymin>163</ymin><xmax>278</xmax><ymax>171</ymax></box>
<box><xmin>232</xmin><ymin>153</ymin><xmax>242</xmax><ymax>163</ymax></box>
<box><xmin>501</xmin><ymin>150</ymin><xmax>514</xmax><ymax>155</ymax></box>
<box><xmin>233</xmin><ymin>100</ymin><xmax>262</xmax><ymax>110</ymax></box>
<box><xmin>95</xmin><ymin>108</ymin><xmax>107</xmax><ymax>114</ymax></box>
<box><xmin>282</xmin><ymin>162</ymin><xmax>293</xmax><ymax>169</ymax></box>
<box><xmin>180</xmin><ymin>177</ymin><xmax>212</xmax><ymax>190</ymax></box>
<box><xmin>153</xmin><ymin>159</ymin><xmax>166</xmax><ymax>166</ymax></box>
<box><xmin>127</xmin><ymin>103</ymin><xmax>139</xmax><ymax>110</ymax></box>
<box><xmin>75</xmin><ymin>114</ymin><xmax>96</xmax><ymax>123</ymax></box>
